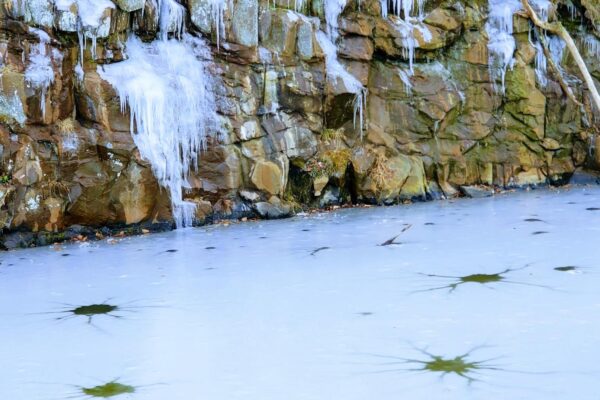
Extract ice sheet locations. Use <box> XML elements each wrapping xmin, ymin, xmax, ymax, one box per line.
<box><xmin>1</xmin><ymin>187</ymin><xmax>600</xmax><ymax>399</ymax></box>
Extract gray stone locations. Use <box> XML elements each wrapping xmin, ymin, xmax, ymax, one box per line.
<box><xmin>320</xmin><ymin>187</ymin><xmax>341</xmax><ymax>207</ymax></box>
<box><xmin>189</xmin><ymin>0</ymin><xmax>212</xmax><ymax>35</ymax></box>
<box><xmin>1</xmin><ymin>231</ymin><xmax>35</xmax><ymax>249</ymax></box>
<box><xmin>460</xmin><ymin>185</ymin><xmax>495</xmax><ymax>198</ymax></box>
<box><xmin>24</xmin><ymin>0</ymin><xmax>54</xmax><ymax>28</ymax></box>
<box><xmin>232</xmin><ymin>0</ymin><xmax>258</xmax><ymax>47</ymax></box>
<box><xmin>240</xmin><ymin>190</ymin><xmax>261</xmax><ymax>202</ymax></box>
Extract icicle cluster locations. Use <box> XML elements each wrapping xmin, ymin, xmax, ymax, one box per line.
<box><xmin>54</xmin><ymin>0</ymin><xmax>115</xmax><ymax>61</ymax></box>
<box><xmin>207</xmin><ymin>0</ymin><xmax>232</xmax><ymax>49</ymax></box>
<box><xmin>99</xmin><ymin>3</ymin><xmax>218</xmax><ymax>228</ymax></box>
<box><xmin>158</xmin><ymin>0</ymin><xmax>187</xmax><ymax>40</ymax></box>
<box><xmin>321</xmin><ymin>0</ymin><xmax>367</xmax><ymax>137</ymax></box>
<box><xmin>380</xmin><ymin>0</ymin><xmax>426</xmax><ymax>20</ymax></box>
<box><xmin>25</xmin><ymin>27</ymin><xmax>55</xmax><ymax>119</ymax></box>
<box><xmin>583</xmin><ymin>34</ymin><xmax>600</xmax><ymax>59</ymax></box>
<box><xmin>379</xmin><ymin>0</ymin><xmax>431</xmax><ymax>75</ymax></box>
<box><xmin>548</xmin><ymin>35</ymin><xmax>566</xmax><ymax>65</ymax></box>
<box><xmin>485</xmin><ymin>0</ymin><xmax>522</xmax><ymax>94</ymax></box>
<box><xmin>529</xmin><ymin>0</ymin><xmax>570</xmax><ymax>88</ymax></box>
<box><xmin>8</xmin><ymin>0</ymin><xmax>25</xmax><ymax>16</ymax></box>
<box><xmin>488</xmin><ymin>0</ymin><xmax>570</xmax><ymax>92</ymax></box>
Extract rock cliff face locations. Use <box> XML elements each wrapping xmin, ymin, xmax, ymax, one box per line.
<box><xmin>1</xmin><ymin>0</ymin><xmax>599</xmax><ymax>246</ymax></box>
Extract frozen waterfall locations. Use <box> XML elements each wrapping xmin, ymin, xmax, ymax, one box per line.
<box><xmin>98</xmin><ymin>7</ymin><xmax>218</xmax><ymax>228</ymax></box>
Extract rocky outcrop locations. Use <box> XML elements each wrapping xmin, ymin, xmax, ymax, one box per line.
<box><xmin>1</xmin><ymin>0</ymin><xmax>599</xmax><ymax>247</ymax></box>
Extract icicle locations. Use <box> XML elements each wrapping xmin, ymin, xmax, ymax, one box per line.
<box><xmin>397</xmin><ymin>67</ymin><xmax>413</xmax><ymax>94</ymax></box>
<box><xmin>74</xmin><ymin>62</ymin><xmax>84</xmax><ymax>82</ymax></box>
<box><xmin>321</xmin><ymin>0</ymin><xmax>368</xmax><ymax>137</ymax></box>
<box><xmin>392</xmin><ymin>19</ymin><xmax>421</xmax><ymax>74</ymax></box>
<box><xmin>294</xmin><ymin>0</ymin><xmax>305</xmax><ymax>13</ymax></box>
<box><xmin>529</xmin><ymin>26</ymin><xmax>547</xmax><ymax>87</ymax></box>
<box><xmin>488</xmin><ymin>0</ymin><xmax>558</xmax><ymax>93</ymax></box>
<box><xmin>7</xmin><ymin>0</ymin><xmax>25</xmax><ymax>17</ymax></box>
<box><xmin>380</xmin><ymin>0</ymin><xmax>388</xmax><ymax>18</ymax></box>
<box><xmin>56</xmin><ymin>0</ymin><xmax>115</xmax><ymax>63</ymax></box>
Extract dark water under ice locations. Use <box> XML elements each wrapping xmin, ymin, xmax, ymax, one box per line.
<box><xmin>1</xmin><ymin>187</ymin><xmax>600</xmax><ymax>399</ymax></box>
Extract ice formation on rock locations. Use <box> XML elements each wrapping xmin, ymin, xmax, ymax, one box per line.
<box><xmin>210</xmin><ymin>0</ymin><xmax>231</xmax><ymax>49</ymax></box>
<box><xmin>397</xmin><ymin>67</ymin><xmax>413</xmax><ymax>94</ymax></box>
<box><xmin>379</xmin><ymin>0</ymin><xmax>431</xmax><ymax>75</ymax></box>
<box><xmin>0</xmin><ymin>90</ymin><xmax>27</xmax><ymax>126</ymax></box>
<box><xmin>394</xmin><ymin>18</ymin><xmax>431</xmax><ymax>74</ymax></box>
<box><xmin>25</xmin><ymin>27</ymin><xmax>54</xmax><ymax>119</ymax></box>
<box><xmin>548</xmin><ymin>35</ymin><xmax>566</xmax><ymax>66</ymax></box>
<box><xmin>53</xmin><ymin>0</ymin><xmax>115</xmax><ymax>61</ymax></box>
<box><xmin>158</xmin><ymin>0</ymin><xmax>187</xmax><ymax>40</ymax></box>
<box><xmin>583</xmin><ymin>34</ymin><xmax>600</xmax><ymax>59</ymax></box>
<box><xmin>324</xmin><ymin>0</ymin><xmax>348</xmax><ymax>42</ymax></box>
<box><xmin>99</xmin><ymin>34</ymin><xmax>218</xmax><ymax>227</ymax></box>
<box><xmin>530</xmin><ymin>0</ymin><xmax>551</xmax><ymax>22</ymax></box>
<box><xmin>98</xmin><ymin>3</ymin><xmax>218</xmax><ymax>228</ymax></box>
<box><xmin>488</xmin><ymin>0</ymin><xmax>565</xmax><ymax>92</ymax></box>
<box><xmin>485</xmin><ymin>0</ymin><xmax>522</xmax><ymax>94</ymax></box>
<box><xmin>533</xmin><ymin>40</ymin><xmax>548</xmax><ymax>86</ymax></box>
<box><xmin>320</xmin><ymin>0</ymin><xmax>368</xmax><ymax>137</ymax></box>
<box><xmin>7</xmin><ymin>0</ymin><xmax>25</xmax><ymax>18</ymax></box>
<box><xmin>380</xmin><ymin>0</ymin><xmax>426</xmax><ymax>20</ymax></box>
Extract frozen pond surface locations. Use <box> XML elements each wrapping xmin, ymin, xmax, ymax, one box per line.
<box><xmin>1</xmin><ymin>187</ymin><xmax>600</xmax><ymax>399</ymax></box>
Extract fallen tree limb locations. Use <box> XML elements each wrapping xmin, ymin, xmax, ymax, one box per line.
<box><xmin>521</xmin><ymin>0</ymin><xmax>600</xmax><ymax>114</ymax></box>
